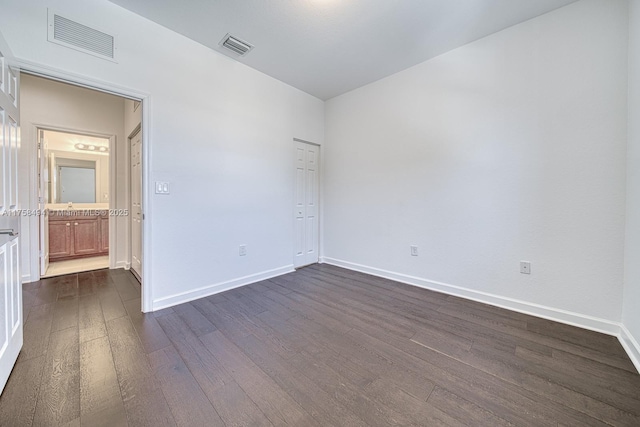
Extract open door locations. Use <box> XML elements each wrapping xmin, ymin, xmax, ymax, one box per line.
<box><xmin>130</xmin><ymin>128</ymin><xmax>142</xmax><ymax>280</ymax></box>
<box><xmin>39</xmin><ymin>129</ymin><xmax>49</xmax><ymax>277</ymax></box>
<box><xmin>0</xmin><ymin>30</ymin><xmax>23</xmax><ymax>394</ymax></box>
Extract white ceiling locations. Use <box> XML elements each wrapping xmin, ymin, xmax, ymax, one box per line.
<box><xmin>108</xmin><ymin>0</ymin><xmax>578</xmax><ymax>100</ymax></box>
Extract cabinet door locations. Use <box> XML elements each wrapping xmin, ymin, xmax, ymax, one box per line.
<box><xmin>49</xmin><ymin>221</ymin><xmax>72</xmax><ymax>259</ymax></box>
<box><xmin>100</xmin><ymin>217</ymin><xmax>109</xmax><ymax>253</ymax></box>
<box><xmin>73</xmin><ymin>219</ymin><xmax>100</xmax><ymax>255</ymax></box>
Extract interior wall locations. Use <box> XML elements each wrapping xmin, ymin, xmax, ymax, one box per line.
<box><xmin>19</xmin><ymin>74</ymin><xmax>126</xmax><ymax>280</ymax></box>
<box><xmin>623</xmin><ymin>0</ymin><xmax>640</xmax><ymax>364</ymax></box>
<box><xmin>323</xmin><ymin>0</ymin><xmax>628</xmax><ymax>325</ymax></box>
<box><xmin>0</xmin><ymin>0</ymin><xmax>324</xmax><ymax>307</ymax></box>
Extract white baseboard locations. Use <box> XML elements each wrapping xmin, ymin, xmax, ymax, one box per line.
<box><xmin>619</xmin><ymin>325</ymin><xmax>640</xmax><ymax>374</ymax></box>
<box><xmin>22</xmin><ymin>273</ymin><xmax>33</xmax><ymax>284</ymax></box>
<box><xmin>322</xmin><ymin>257</ymin><xmax>621</xmax><ymax>336</ymax></box>
<box><xmin>152</xmin><ymin>265</ymin><xmax>295</xmax><ymax>311</ymax></box>
<box><xmin>114</xmin><ymin>260</ymin><xmax>129</xmax><ymax>270</ymax></box>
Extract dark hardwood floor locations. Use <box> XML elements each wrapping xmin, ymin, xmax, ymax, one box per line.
<box><xmin>1</xmin><ymin>264</ymin><xmax>639</xmax><ymax>426</ymax></box>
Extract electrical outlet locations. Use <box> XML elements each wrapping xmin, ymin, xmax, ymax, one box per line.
<box><xmin>520</xmin><ymin>261</ymin><xmax>531</xmax><ymax>274</ymax></box>
<box><xmin>410</xmin><ymin>245</ymin><xmax>418</xmax><ymax>256</ymax></box>
<box><xmin>239</xmin><ymin>245</ymin><xmax>247</xmax><ymax>256</ymax></box>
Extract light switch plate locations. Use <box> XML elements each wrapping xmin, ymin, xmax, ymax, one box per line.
<box><xmin>155</xmin><ymin>181</ymin><xmax>170</xmax><ymax>194</ymax></box>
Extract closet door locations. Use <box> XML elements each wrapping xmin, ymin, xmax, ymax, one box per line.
<box><xmin>293</xmin><ymin>140</ymin><xmax>319</xmax><ymax>268</ymax></box>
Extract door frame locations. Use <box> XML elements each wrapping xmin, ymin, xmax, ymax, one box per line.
<box><xmin>293</xmin><ymin>137</ymin><xmax>323</xmax><ymax>267</ymax></box>
<box><xmin>18</xmin><ymin>59</ymin><xmax>154</xmax><ymax>313</ymax></box>
<box><xmin>33</xmin><ymin>124</ymin><xmax>115</xmax><ymax>278</ymax></box>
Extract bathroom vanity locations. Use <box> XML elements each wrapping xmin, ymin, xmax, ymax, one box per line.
<box><xmin>48</xmin><ymin>210</ymin><xmax>109</xmax><ymax>261</ymax></box>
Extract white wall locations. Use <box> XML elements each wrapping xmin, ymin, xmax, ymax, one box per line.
<box><xmin>20</xmin><ymin>74</ymin><xmax>125</xmax><ymax>280</ymax></box>
<box><xmin>324</xmin><ymin>0</ymin><xmax>628</xmax><ymax>327</ymax></box>
<box><xmin>0</xmin><ymin>0</ymin><xmax>324</xmax><ymax>308</ymax></box>
<box><xmin>623</xmin><ymin>0</ymin><xmax>640</xmax><ymax>366</ymax></box>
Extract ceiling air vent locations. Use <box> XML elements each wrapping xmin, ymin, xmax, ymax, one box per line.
<box><xmin>47</xmin><ymin>10</ymin><xmax>116</xmax><ymax>62</ymax></box>
<box><xmin>219</xmin><ymin>33</ymin><xmax>253</xmax><ymax>56</ymax></box>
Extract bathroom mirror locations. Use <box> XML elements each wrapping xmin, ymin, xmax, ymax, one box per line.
<box><xmin>54</xmin><ymin>158</ymin><xmax>96</xmax><ymax>203</ymax></box>
<box><xmin>42</xmin><ymin>129</ymin><xmax>109</xmax><ymax>205</ymax></box>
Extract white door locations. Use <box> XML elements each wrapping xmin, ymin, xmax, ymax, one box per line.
<box><xmin>39</xmin><ymin>129</ymin><xmax>49</xmax><ymax>277</ymax></box>
<box><xmin>130</xmin><ymin>129</ymin><xmax>142</xmax><ymax>279</ymax></box>
<box><xmin>0</xmin><ymin>31</ymin><xmax>23</xmax><ymax>394</ymax></box>
<box><xmin>293</xmin><ymin>140</ymin><xmax>319</xmax><ymax>268</ymax></box>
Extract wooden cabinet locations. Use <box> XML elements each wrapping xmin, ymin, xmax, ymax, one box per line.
<box><xmin>49</xmin><ymin>220</ymin><xmax>73</xmax><ymax>259</ymax></box>
<box><xmin>100</xmin><ymin>217</ymin><xmax>110</xmax><ymax>253</ymax></box>
<box><xmin>73</xmin><ymin>219</ymin><xmax>101</xmax><ymax>255</ymax></box>
<box><xmin>48</xmin><ymin>211</ymin><xmax>109</xmax><ymax>261</ymax></box>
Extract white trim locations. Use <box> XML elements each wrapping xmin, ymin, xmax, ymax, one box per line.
<box><xmin>152</xmin><ymin>265</ymin><xmax>295</xmax><ymax>311</ymax></box>
<box><xmin>15</xmin><ymin>59</ymin><xmax>144</xmax><ymax>100</ymax></box>
<box><xmin>293</xmin><ymin>137</ymin><xmax>321</xmax><ymax>147</ymax></box>
<box><xmin>322</xmin><ymin>257</ymin><xmax>621</xmax><ymax>336</ymax></box>
<box><xmin>618</xmin><ymin>325</ymin><xmax>640</xmax><ymax>374</ymax></box>
<box><xmin>140</xmin><ymin>98</ymin><xmax>152</xmax><ymax>312</ymax></box>
<box><xmin>108</xmin><ymin>133</ymin><xmax>117</xmax><ymax>270</ymax></box>
<box><xmin>318</xmin><ymin>145</ymin><xmax>325</xmax><ymax>264</ymax></box>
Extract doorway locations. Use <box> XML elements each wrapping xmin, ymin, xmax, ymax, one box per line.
<box><xmin>38</xmin><ymin>128</ymin><xmax>111</xmax><ymax>278</ymax></box>
<box><xmin>19</xmin><ymin>73</ymin><xmax>146</xmax><ymax>307</ymax></box>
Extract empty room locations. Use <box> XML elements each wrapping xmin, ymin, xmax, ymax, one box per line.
<box><xmin>0</xmin><ymin>0</ymin><xmax>639</xmax><ymax>425</ymax></box>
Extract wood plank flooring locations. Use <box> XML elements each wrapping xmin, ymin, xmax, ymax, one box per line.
<box><xmin>1</xmin><ymin>264</ymin><xmax>639</xmax><ymax>426</ymax></box>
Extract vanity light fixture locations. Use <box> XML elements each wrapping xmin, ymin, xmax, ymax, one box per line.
<box><xmin>75</xmin><ymin>143</ymin><xmax>108</xmax><ymax>153</ymax></box>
